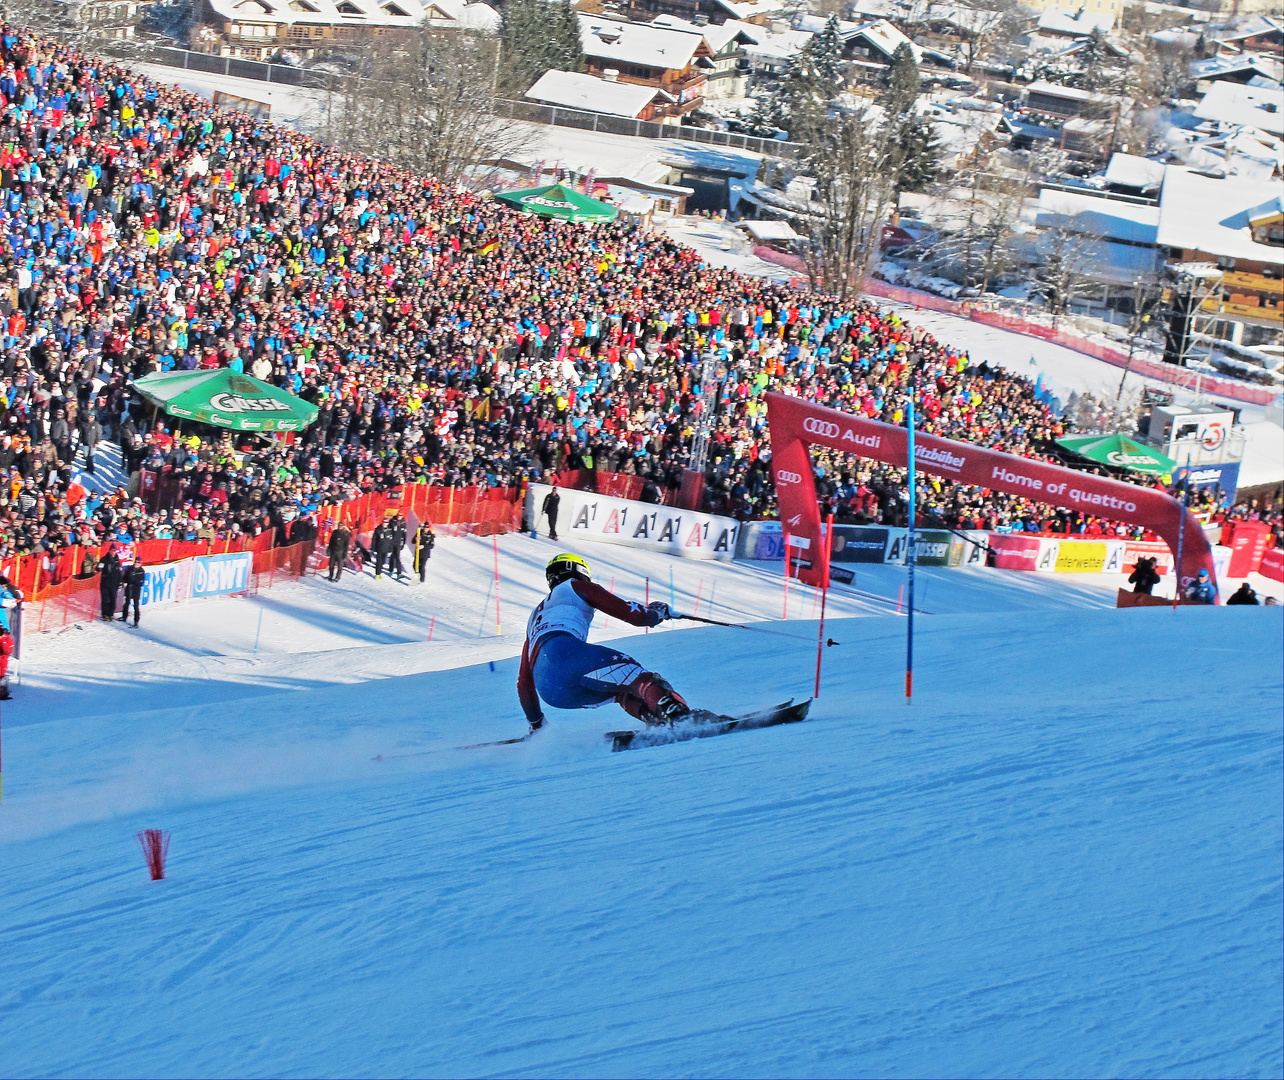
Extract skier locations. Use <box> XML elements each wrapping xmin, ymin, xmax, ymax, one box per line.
<box><xmin>517</xmin><ymin>553</ymin><xmax>688</xmax><ymax>733</ymax></box>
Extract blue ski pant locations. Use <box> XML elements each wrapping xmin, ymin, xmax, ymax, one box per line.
<box><xmin>533</xmin><ymin>633</ymin><xmax>644</xmax><ymax>710</ymax></box>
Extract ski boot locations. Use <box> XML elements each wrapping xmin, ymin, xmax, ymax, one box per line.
<box><xmin>618</xmin><ymin>673</ymin><xmax>690</xmax><ymax>727</ymax></box>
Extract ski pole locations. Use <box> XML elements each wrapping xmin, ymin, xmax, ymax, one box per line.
<box><xmin>674</xmin><ymin>613</ymin><xmax>837</xmax><ymax>646</ymax></box>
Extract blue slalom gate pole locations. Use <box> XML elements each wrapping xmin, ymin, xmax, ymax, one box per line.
<box><xmin>906</xmin><ymin>398</ymin><xmax>916</xmax><ymax>702</ymax></box>
<box><xmin>1172</xmin><ymin>452</ymin><xmax>1190</xmax><ymax>611</ymax></box>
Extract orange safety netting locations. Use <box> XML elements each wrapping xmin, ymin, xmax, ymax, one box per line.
<box><xmin>16</xmin><ymin>482</ymin><xmax>526</xmax><ymax>637</ymax></box>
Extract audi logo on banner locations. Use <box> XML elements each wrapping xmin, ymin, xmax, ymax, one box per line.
<box><xmin>803</xmin><ymin>418</ymin><xmax>841</xmax><ymax>438</ymax></box>
<box><xmin>776</xmin><ymin>470</ymin><xmax>803</xmax><ymax>485</ymax></box>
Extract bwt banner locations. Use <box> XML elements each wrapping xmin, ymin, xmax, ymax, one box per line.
<box><xmin>140</xmin><ymin>560</ymin><xmax>193</xmax><ymax>608</ymax></box>
<box><xmin>765</xmin><ymin>392</ymin><xmax>1218</xmax><ymax>600</ymax></box>
<box><xmin>191</xmin><ymin>552</ymin><xmax>254</xmax><ymax>597</ymax></box>
<box><xmin>527</xmin><ymin>485</ymin><xmax>739</xmax><ymax>561</ymax></box>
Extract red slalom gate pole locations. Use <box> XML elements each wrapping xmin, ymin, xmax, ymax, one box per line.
<box><xmin>492</xmin><ymin>534</ymin><xmax>502</xmax><ymax>636</ymax></box>
<box><xmin>694</xmin><ymin>579</ymin><xmax>703</xmax><ymax>617</ymax></box>
<box><xmin>428</xmin><ymin>615</ymin><xmax>436</xmax><ymax>642</ymax></box>
<box><xmin>645</xmin><ymin>576</ymin><xmax>650</xmax><ymax>633</ymax></box>
<box><xmin>815</xmin><ymin>513</ymin><xmax>834</xmax><ymax>698</ymax></box>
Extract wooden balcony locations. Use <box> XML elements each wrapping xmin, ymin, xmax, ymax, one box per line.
<box><xmin>1218</xmin><ymin>270</ymin><xmax>1284</xmax><ymax>297</ymax></box>
<box><xmin>1201</xmin><ymin>297</ymin><xmax>1284</xmax><ymax>323</ymax></box>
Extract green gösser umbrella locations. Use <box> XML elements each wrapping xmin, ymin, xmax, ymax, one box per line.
<box><xmin>494</xmin><ymin>184</ymin><xmax>618</xmax><ymax>223</ymax></box>
<box><xmin>131</xmin><ymin>370</ymin><xmax>319</xmax><ymax>433</ymax></box>
<box><xmin>1055</xmin><ymin>432</ymin><xmax>1178</xmax><ymax>476</ymax></box>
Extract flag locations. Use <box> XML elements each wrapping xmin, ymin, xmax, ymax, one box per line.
<box><xmin>478</xmin><ymin>240</ymin><xmax>500</xmax><ymax>257</ymax></box>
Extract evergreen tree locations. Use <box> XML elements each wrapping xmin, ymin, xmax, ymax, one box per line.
<box><xmin>499</xmin><ymin>0</ymin><xmax>584</xmax><ymax>96</ymax></box>
<box><xmin>879</xmin><ymin>42</ymin><xmax>920</xmax><ymax>115</ymax></box>
<box><xmin>812</xmin><ymin>15</ymin><xmax>845</xmax><ymax>88</ymax></box>
<box><xmin>895</xmin><ymin>112</ymin><xmax>941</xmax><ymax>193</ymax></box>
<box><xmin>777</xmin><ymin>40</ymin><xmax>830</xmax><ymax>141</ymax></box>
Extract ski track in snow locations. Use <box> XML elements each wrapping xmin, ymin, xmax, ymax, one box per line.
<box><xmin>0</xmin><ymin>535</ymin><xmax>1280</xmax><ymax>1078</ymax></box>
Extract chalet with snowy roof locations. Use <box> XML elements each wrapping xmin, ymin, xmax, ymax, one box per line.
<box><xmin>647</xmin><ymin>15</ymin><xmax>759</xmax><ymax>97</ymax></box>
<box><xmin>197</xmin><ymin>0</ymin><xmax>497</xmax><ymax>59</ymax></box>
<box><xmin>577</xmin><ymin>15</ymin><xmax>715</xmax><ymax>118</ymax></box>
<box><xmin>1156</xmin><ymin>169</ymin><xmax>1283</xmax><ymax>349</ymax></box>
<box><xmin>524</xmin><ymin>70</ymin><xmax>675</xmax><ymax>121</ymax></box>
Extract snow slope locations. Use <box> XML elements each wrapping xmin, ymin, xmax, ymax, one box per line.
<box><xmin>1</xmin><ymin>535</ymin><xmax>1280</xmax><ymax>1078</ymax></box>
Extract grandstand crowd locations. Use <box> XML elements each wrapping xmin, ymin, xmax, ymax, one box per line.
<box><xmin>0</xmin><ymin>22</ymin><xmax>1278</xmax><ymax>569</ymax></box>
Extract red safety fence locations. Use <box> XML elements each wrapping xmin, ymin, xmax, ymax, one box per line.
<box><xmin>862</xmin><ymin>279</ymin><xmax>1278</xmax><ymax>406</ymax></box>
<box><xmin>316</xmin><ymin>483</ymin><xmax>524</xmax><ymax>539</ymax></box>
<box><xmin>15</xmin><ymin>481</ymin><xmax>527</xmax><ymax>638</ymax></box>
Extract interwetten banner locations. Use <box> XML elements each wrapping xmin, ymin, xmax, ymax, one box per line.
<box><xmin>765</xmin><ymin>391</ymin><xmax>1219</xmax><ymax>600</ymax></box>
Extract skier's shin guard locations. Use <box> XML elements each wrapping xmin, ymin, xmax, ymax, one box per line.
<box><xmin>617</xmin><ymin>673</ymin><xmax>688</xmax><ymax>722</ymax></box>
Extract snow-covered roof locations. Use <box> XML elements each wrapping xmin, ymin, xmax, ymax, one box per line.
<box><xmin>1104</xmin><ymin>152</ymin><xmax>1166</xmax><ymax>191</ymax></box>
<box><xmin>850</xmin><ymin>19</ymin><xmax>921</xmax><ymax>63</ymax></box>
<box><xmin>1037</xmin><ymin>188</ymin><xmax>1161</xmax><ymax>245</ymax></box>
<box><xmin>206</xmin><ymin>0</ymin><xmax>496</xmax><ymax>30</ymax></box>
<box><xmin>1036</xmin><ymin>8</ymin><xmax>1115</xmax><ymax>36</ymax></box>
<box><xmin>1247</xmin><ymin>194</ymin><xmax>1284</xmax><ymax>225</ymax></box>
<box><xmin>710</xmin><ymin>0</ymin><xmax>791</xmax><ymax>21</ymax></box>
<box><xmin>1156</xmin><ymin>167</ymin><xmax>1284</xmax><ymax>263</ymax></box>
<box><xmin>793</xmin><ymin>13</ymin><xmax>863</xmax><ymax>38</ymax></box>
<box><xmin>1191</xmin><ymin>53</ymin><xmax>1284</xmax><ymax>85</ymax></box>
<box><xmin>1025</xmin><ymin>79</ymin><xmax>1117</xmax><ymax>104</ymax></box>
<box><xmin>742</xmin><ymin>219</ymin><xmax>799</xmax><ymax>241</ymax></box>
<box><xmin>577</xmin><ymin>15</ymin><xmax>704</xmax><ymax>71</ymax></box>
<box><xmin>524</xmin><ymin>70</ymin><xmax>672</xmax><ymax>119</ymax></box>
<box><xmin>1194</xmin><ymin>80</ymin><xmax>1284</xmax><ymax>138</ymax></box>
<box><xmin>1209</xmin><ymin>14</ymin><xmax>1284</xmax><ymax>43</ymax></box>
<box><xmin>648</xmin><ymin>14</ymin><xmax>748</xmax><ymax>55</ymax></box>
<box><xmin>741</xmin><ymin>27</ymin><xmax>813</xmax><ymax>65</ymax></box>
<box><xmin>1150</xmin><ymin>28</ymin><xmax>1200</xmax><ymax>47</ymax></box>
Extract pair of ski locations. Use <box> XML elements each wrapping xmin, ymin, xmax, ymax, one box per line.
<box><xmin>455</xmin><ymin>699</ymin><xmax>812</xmax><ymax>754</ymax></box>
<box><xmin>607</xmin><ymin>698</ymin><xmax>811</xmax><ymax>752</ymax></box>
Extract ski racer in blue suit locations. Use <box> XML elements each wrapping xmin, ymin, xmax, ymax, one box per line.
<box><xmin>517</xmin><ymin>554</ymin><xmax>689</xmax><ymax>732</ymax></box>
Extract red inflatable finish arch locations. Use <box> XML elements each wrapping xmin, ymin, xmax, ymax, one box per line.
<box><xmin>765</xmin><ymin>391</ymin><xmax>1218</xmax><ymax>601</ymax></box>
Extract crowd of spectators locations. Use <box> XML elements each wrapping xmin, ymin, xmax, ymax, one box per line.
<box><xmin>0</xmin><ymin>22</ymin><xmax>1277</xmax><ymax>572</ymax></box>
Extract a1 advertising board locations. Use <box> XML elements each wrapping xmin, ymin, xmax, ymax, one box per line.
<box><xmin>191</xmin><ymin>551</ymin><xmax>254</xmax><ymax>597</ymax></box>
<box><xmin>140</xmin><ymin>560</ymin><xmax>193</xmax><ymax>608</ymax></box>
<box><xmin>528</xmin><ymin>485</ymin><xmax>739</xmax><ymax>561</ymax></box>
<box><xmin>949</xmin><ymin>531</ymin><xmax>990</xmax><ymax>567</ymax></box>
<box><xmin>1260</xmin><ymin>547</ymin><xmax>1284</xmax><ymax>583</ymax></box>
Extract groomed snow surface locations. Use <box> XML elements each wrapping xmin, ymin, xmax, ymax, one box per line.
<box><xmin>1</xmin><ymin>532</ymin><xmax>1280</xmax><ymax>1078</ymax></box>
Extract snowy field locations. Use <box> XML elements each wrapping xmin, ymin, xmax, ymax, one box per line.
<box><xmin>1</xmin><ymin>532</ymin><xmax>1281</xmax><ymax>1078</ymax></box>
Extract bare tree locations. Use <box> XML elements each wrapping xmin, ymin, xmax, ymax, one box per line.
<box><xmin>322</xmin><ymin>29</ymin><xmax>528</xmax><ymax>186</ymax></box>
<box><xmin>1037</xmin><ymin>215</ymin><xmax>1106</xmax><ymax>317</ymax></box>
<box><xmin>917</xmin><ymin>138</ymin><xmax>1034</xmax><ymax>294</ymax></box>
<box><xmin>797</xmin><ymin>110</ymin><xmax>901</xmax><ymax>299</ymax></box>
